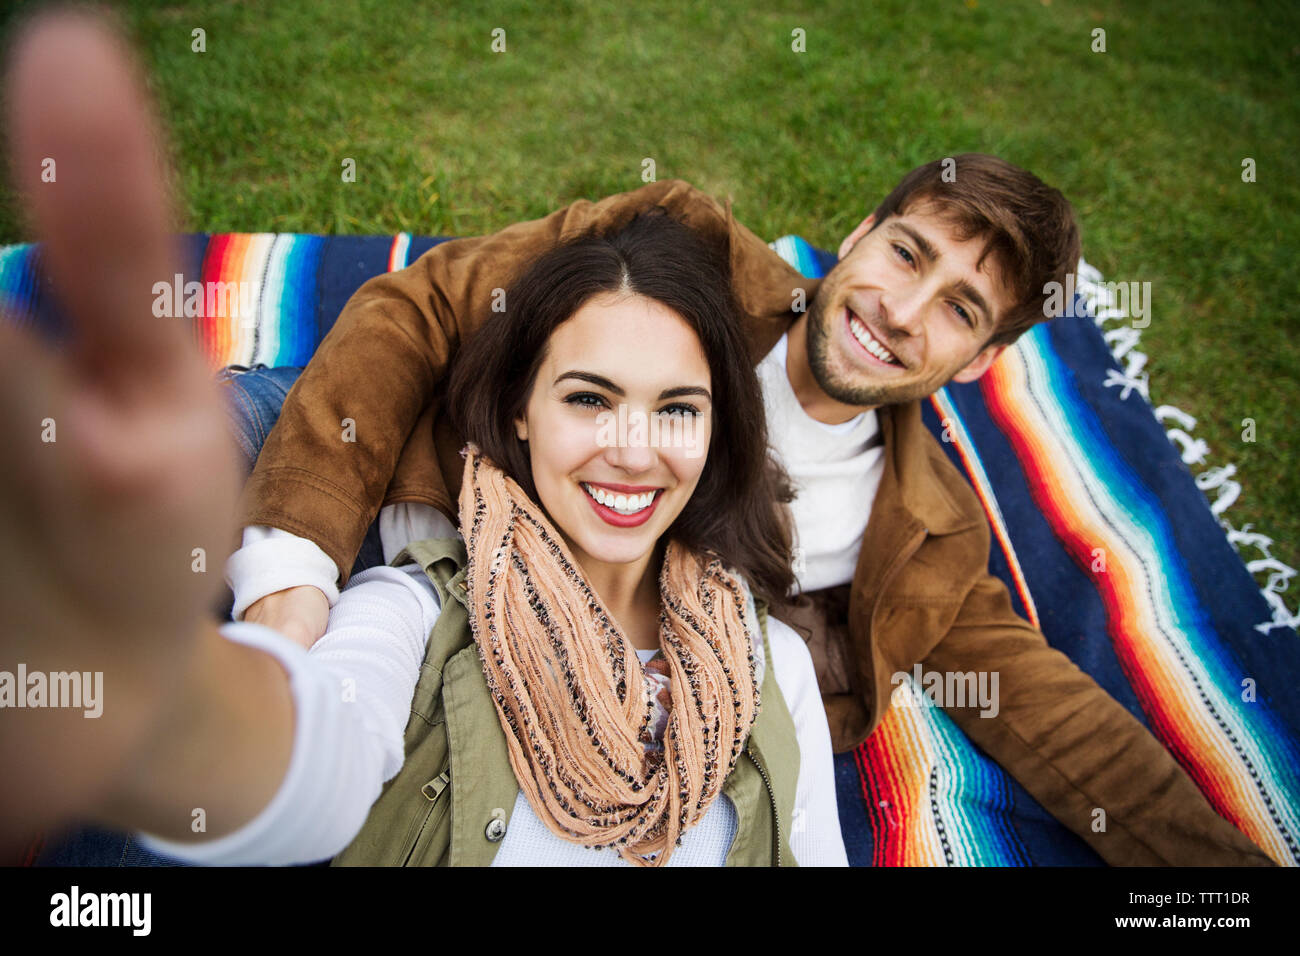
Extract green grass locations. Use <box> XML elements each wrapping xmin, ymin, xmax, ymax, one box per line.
<box><xmin>3</xmin><ymin>0</ymin><xmax>1297</xmax><ymax>591</ymax></box>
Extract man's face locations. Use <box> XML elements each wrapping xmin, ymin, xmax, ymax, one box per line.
<box><xmin>805</xmin><ymin>201</ymin><xmax>1016</xmax><ymax>408</ymax></box>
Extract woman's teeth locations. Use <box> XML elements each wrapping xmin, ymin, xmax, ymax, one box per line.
<box><xmin>850</xmin><ymin>314</ymin><xmax>902</xmax><ymax>366</ymax></box>
<box><xmin>582</xmin><ymin>483</ymin><xmax>657</xmax><ymax>514</ymax></box>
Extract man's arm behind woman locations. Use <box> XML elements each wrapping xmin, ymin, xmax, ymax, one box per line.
<box><xmin>237</xmin><ymin>177</ymin><xmax>811</xmax><ymax>645</ymax></box>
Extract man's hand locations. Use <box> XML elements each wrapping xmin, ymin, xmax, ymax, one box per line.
<box><xmin>0</xmin><ymin>9</ymin><xmax>242</xmax><ymax>852</ymax></box>
<box><xmin>244</xmin><ymin>586</ymin><xmax>331</xmax><ymax>650</ymax></box>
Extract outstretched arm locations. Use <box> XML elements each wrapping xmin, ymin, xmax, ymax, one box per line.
<box><xmin>0</xmin><ymin>9</ymin><xmax>302</xmax><ymax>854</ymax></box>
<box><xmin>132</xmin><ymin>564</ymin><xmax>441</xmax><ymax>863</ymax></box>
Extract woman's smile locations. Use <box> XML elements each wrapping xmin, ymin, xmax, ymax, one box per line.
<box><xmin>579</xmin><ymin>480</ymin><xmax>665</xmax><ymax>527</ymax></box>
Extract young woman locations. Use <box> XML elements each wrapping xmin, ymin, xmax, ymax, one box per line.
<box><xmin>130</xmin><ymin>210</ymin><xmax>846</xmax><ymax>866</ymax></box>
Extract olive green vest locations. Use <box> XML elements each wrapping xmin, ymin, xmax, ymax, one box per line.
<box><xmin>333</xmin><ymin>536</ymin><xmax>800</xmax><ymax>867</ymax></box>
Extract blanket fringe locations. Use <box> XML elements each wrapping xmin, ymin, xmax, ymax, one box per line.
<box><xmin>1074</xmin><ymin>259</ymin><xmax>1298</xmax><ymax>637</ymax></box>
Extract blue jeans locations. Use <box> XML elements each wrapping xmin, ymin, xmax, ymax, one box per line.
<box><xmin>38</xmin><ymin>365</ymin><xmax>383</xmax><ymax>866</ymax></box>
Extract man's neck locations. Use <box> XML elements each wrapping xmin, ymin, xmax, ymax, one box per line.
<box><xmin>784</xmin><ymin>314</ymin><xmax>876</xmax><ymax>425</ymax></box>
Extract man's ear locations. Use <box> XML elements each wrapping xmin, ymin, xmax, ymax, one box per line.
<box><xmin>837</xmin><ymin>213</ymin><xmax>876</xmax><ymax>260</ymax></box>
<box><xmin>950</xmin><ymin>343</ymin><xmax>1007</xmax><ymax>384</ymax></box>
<box><xmin>514</xmin><ymin>415</ymin><xmax>528</xmax><ymax>442</ymax></box>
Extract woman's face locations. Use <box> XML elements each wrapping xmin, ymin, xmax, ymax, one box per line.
<box><xmin>515</xmin><ymin>291</ymin><xmax>713</xmax><ymax>570</ymax></box>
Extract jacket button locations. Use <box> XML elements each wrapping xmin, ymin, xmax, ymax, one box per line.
<box><xmin>485</xmin><ymin>807</ymin><xmax>507</xmax><ymax>842</ymax></box>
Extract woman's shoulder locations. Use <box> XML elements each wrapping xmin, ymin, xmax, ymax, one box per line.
<box><xmin>763</xmin><ymin>614</ymin><xmax>817</xmax><ymax>689</ymax></box>
<box><xmin>388</xmin><ymin>533</ymin><xmax>467</xmax><ymax>572</ymax></box>
<box><xmin>341</xmin><ymin>532</ymin><xmax>466</xmax><ymax>595</ymax></box>
<box><xmin>745</xmin><ymin>592</ymin><xmax>819</xmax><ymax>715</ymax></box>
<box><xmin>727</xmin><ymin>572</ymin><xmax>801</xmax><ymax>653</ymax></box>
<box><xmin>728</xmin><ymin>574</ymin><xmax>817</xmax><ymax>701</ymax></box>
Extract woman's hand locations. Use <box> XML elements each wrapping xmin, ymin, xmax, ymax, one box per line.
<box><xmin>0</xmin><ymin>8</ymin><xmax>242</xmax><ymax>853</ymax></box>
<box><xmin>244</xmin><ymin>586</ymin><xmax>331</xmax><ymax>650</ymax></box>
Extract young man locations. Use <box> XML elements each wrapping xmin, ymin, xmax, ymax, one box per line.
<box><xmin>230</xmin><ymin>158</ymin><xmax>1273</xmax><ymax>866</ymax></box>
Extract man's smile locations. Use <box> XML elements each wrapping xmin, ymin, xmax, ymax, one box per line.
<box><xmin>844</xmin><ymin>305</ymin><xmax>905</xmax><ymax>368</ymax></box>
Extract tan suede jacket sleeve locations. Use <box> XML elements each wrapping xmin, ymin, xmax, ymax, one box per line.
<box><xmin>921</xmin><ymin>572</ymin><xmax>1278</xmax><ymax>866</ymax></box>
<box><xmin>239</xmin><ymin>179</ymin><xmax>801</xmax><ymax>581</ymax></box>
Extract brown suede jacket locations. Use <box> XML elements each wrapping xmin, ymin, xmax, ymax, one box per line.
<box><xmin>241</xmin><ymin>179</ymin><xmax>1275</xmax><ymax>866</ymax></box>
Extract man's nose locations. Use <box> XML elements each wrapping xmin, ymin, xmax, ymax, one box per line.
<box><xmin>879</xmin><ymin>285</ymin><xmax>926</xmax><ymax>335</ymax></box>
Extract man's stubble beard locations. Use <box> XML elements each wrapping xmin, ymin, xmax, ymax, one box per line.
<box><xmin>805</xmin><ymin>287</ymin><xmax>930</xmax><ymax>409</ymax></box>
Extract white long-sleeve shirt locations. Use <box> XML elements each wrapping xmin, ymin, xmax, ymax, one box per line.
<box><xmin>140</xmin><ymin>560</ymin><xmax>848</xmax><ymax>866</ymax></box>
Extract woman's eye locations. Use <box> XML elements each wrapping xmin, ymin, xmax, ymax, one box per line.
<box><xmin>893</xmin><ymin>244</ymin><xmax>915</xmax><ymax>266</ymax></box>
<box><xmin>658</xmin><ymin>403</ymin><xmax>701</xmax><ymax>418</ymax></box>
<box><xmin>565</xmin><ymin>392</ymin><xmax>607</xmax><ymax>409</ymax></box>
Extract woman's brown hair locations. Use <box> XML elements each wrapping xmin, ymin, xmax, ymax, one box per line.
<box><xmin>445</xmin><ymin>207</ymin><xmax>794</xmax><ymax>606</ymax></box>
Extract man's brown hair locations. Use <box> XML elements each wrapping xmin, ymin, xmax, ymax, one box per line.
<box><xmin>868</xmin><ymin>153</ymin><xmax>1081</xmax><ymax>346</ymax></box>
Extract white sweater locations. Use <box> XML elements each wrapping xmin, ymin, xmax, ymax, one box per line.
<box><xmin>139</xmin><ymin>561</ymin><xmax>848</xmax><ymax>866</ymax></box>
<box><xmin>754</xmin><ymin>332</ymin><xmax>884</xmax><ymax>594</ymax></box>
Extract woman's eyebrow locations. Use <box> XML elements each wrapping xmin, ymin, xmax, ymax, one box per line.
<box><xmin>658</xmin><ymin>385</ymin><xmax>712</xmax><ymax>401</ymax></box>
<box><xmin>555</xmin><ymin>371</ymin><xmax>711</xmax><ymax>401</ymax></box>
<box><xmin>555</xmin><ymin>370</ymin><xmax>622</xmax><ymax>394</ymax></box>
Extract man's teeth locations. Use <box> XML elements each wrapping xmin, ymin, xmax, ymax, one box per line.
<box><xmin>850</xmin><ymin>315</ymin><xmax>901</xmax><ymax>366</ymax></box>
<box><xmin>583</xmin><ymin>483</ymin><xmax>657</xmax><ymax>514</ymax></box>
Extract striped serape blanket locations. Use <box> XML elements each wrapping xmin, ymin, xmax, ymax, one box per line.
<box><xmin>2</xmin><ymin>231</ymin><xmax>1296</xmax><ymax>867</ymax></box>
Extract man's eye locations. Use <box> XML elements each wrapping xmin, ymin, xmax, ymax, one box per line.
<box><xmin>565</xmin><ymin>392</ymin><xmax>607</xmax><ymax>409</ymax></box>
<box><xmin>951</xmin><ymin>302</ymin><xmax>974</xmax><ymax>327</ymax></box>
<box><xmin>893</xmin><ymin>244</ymin><xmax>915</xmax><ymax>266</ymax></box>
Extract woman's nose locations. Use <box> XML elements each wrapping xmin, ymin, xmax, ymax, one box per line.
<box><xmin>598</xmin><ymin>405</ymin><xmax>658</xmax><ymax>473</ymax></box>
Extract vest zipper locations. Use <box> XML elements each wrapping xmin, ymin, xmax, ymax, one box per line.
<box><xmin>403</xmin><ymin>770</ymin><xmax>451</xmax><ymax>866</ymax></box>
<box><xmin>747</xmin><ymin>748</ymin><xmax>781</xmax><ymax>867</ymax></box>
<box><xmin>421</xmin><ymin>770</ymin><xmax>452</xmax><ymax>802</ymax></box>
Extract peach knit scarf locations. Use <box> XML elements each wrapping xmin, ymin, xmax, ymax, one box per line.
<box><xmin>458</xmin><ymin>444</ymin><xmax>762</xmax><ymax>867</ymax></box>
